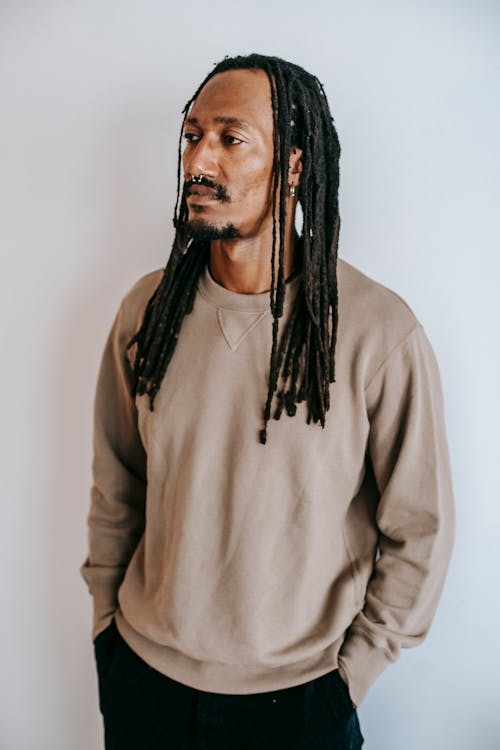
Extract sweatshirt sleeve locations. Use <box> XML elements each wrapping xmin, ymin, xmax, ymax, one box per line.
<box><xmin>80</xmin><ymin>300</ymin><xmax>147</xmax><ymax>642</ymax></box>
<box><xmin>337</xmin><ymin>322</ymin><xmax>455</xmax><ymax>706</ymax></box>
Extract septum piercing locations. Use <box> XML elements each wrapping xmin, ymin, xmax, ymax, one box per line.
<box><xmin>192</xmin><ymin>174</ymin><xmax>206</xmax><ymax>183</ymax></box>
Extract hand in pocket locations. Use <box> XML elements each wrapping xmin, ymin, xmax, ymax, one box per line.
<box><xmin>93</xmin><ymin>617</ymin><xmax>119</xmax><ymax>712</ymax></box>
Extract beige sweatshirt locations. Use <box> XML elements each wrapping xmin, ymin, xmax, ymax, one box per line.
<box><xmin>80</xmin><ymin>258</ymin><xmax>455</xmax><ymax>707</ymax></box>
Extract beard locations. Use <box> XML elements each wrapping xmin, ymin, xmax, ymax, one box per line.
<box><xmin>181</xmin><ymin>176</ymin><xmax>239</xmax><ymax>241</ymax></box>
<box><xmin>185</xmin><ymin>218</ymin><xmax>241</xmax><ymax>242</ymax></box>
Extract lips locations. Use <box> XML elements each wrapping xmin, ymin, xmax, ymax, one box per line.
<box><xmin>186</xmin><ymin>185</ymin><xmax>221</xmax><ymax>206</ymax></box>
<box><xmin>187</xmin><ymin>186</ymin><xmax>219</xmax><ymax>199</ymax></box>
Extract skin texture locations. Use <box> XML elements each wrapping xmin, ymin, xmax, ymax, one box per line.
<box><xmin>182</xmin><ymin>69</ymin><xmax>302</xmax><ymax>294</ymax></box>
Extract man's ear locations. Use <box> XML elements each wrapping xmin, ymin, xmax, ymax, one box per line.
<box><xmin>288</xmin><ymin>146</ymin><xmax>303</xmax><ymax>188</ymax></box>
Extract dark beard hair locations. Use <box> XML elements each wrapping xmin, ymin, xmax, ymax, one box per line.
<box><xmin>185</xmin><ymin>220</ymin><xmax>241</xmax><ymax>241</ymax></box>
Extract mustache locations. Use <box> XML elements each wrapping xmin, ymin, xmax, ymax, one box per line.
<box><xmin>183</xmin><ymin>176</ymin><xmax>230</xmax><ymax>202</ymax></box>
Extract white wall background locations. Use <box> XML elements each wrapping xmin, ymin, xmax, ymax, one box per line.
<box><xmin>1</xmin><ymin>1</ymin><xmax>499</xmax><ymax>748</ymax></box>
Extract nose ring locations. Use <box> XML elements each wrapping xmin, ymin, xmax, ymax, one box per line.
<box><xmin>192</xmin><ymin>173</ymin><xmax>205</xmax><ymax>183</ymax></box>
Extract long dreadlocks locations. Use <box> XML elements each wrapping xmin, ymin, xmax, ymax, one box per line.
<box><xmin>127</xmin><ymin>53</ymin><xmax>342</xmax><ymax>444</ymax></box>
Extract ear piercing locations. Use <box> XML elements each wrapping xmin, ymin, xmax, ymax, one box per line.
<box><xmin>289</xmin><ymin>184</ymin><xmax>296</xmax><ymax>197</ymax></box>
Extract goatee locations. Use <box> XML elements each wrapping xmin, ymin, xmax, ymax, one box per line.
<box><xmin>185</xmin><ymin>220</ymin><xmax>241</xmax><ymax>242</ymax></box>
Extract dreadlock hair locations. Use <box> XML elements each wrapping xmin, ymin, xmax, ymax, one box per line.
<box><xmin>127</xmin><ymin>53</ymin><xmax>342</xmax><ymax>445</ymax></box>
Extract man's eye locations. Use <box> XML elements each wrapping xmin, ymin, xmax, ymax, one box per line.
<box><xmin>222</xmin><ymin>135</ymin><xmax>243</xmax><ymax>145</ymax></box>
<box><xmin>183</xmin><ymin>132</ymin><xmax>200</xmax><ymax>143</ymax></box>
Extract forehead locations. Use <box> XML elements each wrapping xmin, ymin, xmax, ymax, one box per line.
<box><xmin>187</xmin><ymin>69</ymin><xmax>273</xmax><ymax>133</ymax></box>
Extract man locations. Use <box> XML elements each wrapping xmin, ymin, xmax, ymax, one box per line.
<box><xmin>80</xmin><ymin>54</ymin><xmax>455</xmax><ymax>749</ymax></box>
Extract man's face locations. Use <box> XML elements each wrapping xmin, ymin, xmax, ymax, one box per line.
<box><xmin>182</xmin><ymin>69</ymin><xmax>275</xmax><ymax>240</ymax></box>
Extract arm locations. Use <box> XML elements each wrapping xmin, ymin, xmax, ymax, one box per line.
<box><xmin>338</xmin><ymin>323</ymin><xmax>455</xmax><ymax>707</ymax></box>
<box><xmin>80</xmin><ymin>301</ymin><xmax>147</xmax><ymax>642</ymax></box>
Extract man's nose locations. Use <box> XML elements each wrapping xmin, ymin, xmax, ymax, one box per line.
<box><xmin>183</xmin><ymin>138</ymin><xmax>218</xmax><ymax>180</ymax></box>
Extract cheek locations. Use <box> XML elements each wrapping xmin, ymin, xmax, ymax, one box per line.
<box><xmin>181</xmin><ymin>146</ymin><xmax>191</xmax><ymax>173</ymax></box>
<box><xmin>232</xmin><ymin>159</ymin><xmax>274</xmax><ymax>205</ymax></box>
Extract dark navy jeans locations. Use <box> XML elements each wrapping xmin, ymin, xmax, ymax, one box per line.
<box><xmin>94</xmin><ymin>618</ymin><xmax>364</xmax><ymax>750</ymax></box>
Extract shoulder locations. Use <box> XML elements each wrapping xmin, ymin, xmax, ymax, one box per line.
<box><xmin>117</xmin><ymin>267</ymin><xmax>164</xmax><ymax>333</ymax></box>
<box><xmin>338</xmin><ymin>258</ymin><xmax>418</xmax><ymax>328</ymax></box>
<box><xmin>336</xmin><ymin>258</ymin><xmax>422</xmax><ymax>380</ymax></box>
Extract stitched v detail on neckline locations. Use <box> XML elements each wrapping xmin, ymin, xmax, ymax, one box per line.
<box><xmin>217</xmin><ymin>308</ymin><xmax>268</xmax><ymax>352</ymax></box>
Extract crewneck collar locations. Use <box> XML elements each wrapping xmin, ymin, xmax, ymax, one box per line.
<box><xmin>198</xmin><ymin>264</ymin><xmax>302</xmax><ymax>312</ymax></box>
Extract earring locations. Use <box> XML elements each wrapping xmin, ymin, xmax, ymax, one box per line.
<box><xmin>289</xmin><ymin>184</ymin><xmax>296</xmax><ymax>197</ymax></box>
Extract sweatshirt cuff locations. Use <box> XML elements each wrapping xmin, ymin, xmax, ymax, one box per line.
<box><xmin>80</xmin><ymin>557</ymin><xmax>122</xmax><ymax>640</ymax></box>
<box><xmin>337</xmin><ymin>629</ymin><xmax>398</xmax><ymax>706</ymax></box>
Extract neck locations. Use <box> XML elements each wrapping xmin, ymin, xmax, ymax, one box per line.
<box><xmin>208</xmin><ymin>215</ymin><xmax>299</xmax><ymax>294</ymax></box>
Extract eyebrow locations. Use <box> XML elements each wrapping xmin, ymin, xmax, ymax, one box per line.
<box><xmin>185</xmin><ymin>116</ymin><xmax>252</xmax><ymax>129</ymax></box>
